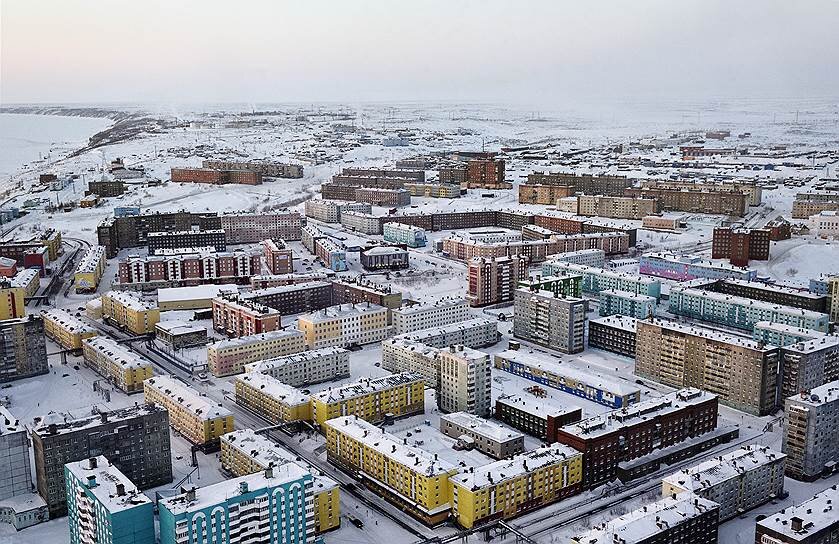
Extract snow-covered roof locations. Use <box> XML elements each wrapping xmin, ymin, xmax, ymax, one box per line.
<box><xmin>66</xmin><ymin>456</ymin><xmax>151</xmax><ymax>513</ymax></box>
<box><xmin>783</xmin><ymin>335</ymin><xmax>839</xmax><ymax>355</ymax></box>
<box><xmin>544</xmin><ymin>260</ymin><xmax>658</xmax><ymax>285</ymax></box>
<box><xmin>32</xmin><ymin>404</ymin><xmax>165</xmax><ymax>437</ymax></box>
<box><xmin>298</xmin><ymin>302</ymin><xmax>387</xmax><ymax>324</ymax></box>
<box><xmin>589</xmin><ymin>314</ymin><xmax>639</xmax><ymax>332</ymax></box>
<box><xmin>160</xmin><ymin>462</ymin><xmax>311</xmax><ymax>515</ymax></box>
<box><xmin>662</xmin><ymin>445</ymin><xmax>785</xmax><ymax>493</ymax></box>
<box><xmin>391</xmin><ymin>298</ymin><xmax>466</xmax><ymax>316</ymax></box>
<box><xmin>211</xmin><ymin>329</ymin><xmax>304</xmax><ymax>351</ymax></box>
<box><xmin>242</xmin><ymin>281</ymin><xmax>332</xmax><ymax>299</ymax></box>
<box><xmin>753</xmin><ymin>321</ymin><xmax>826</xmax><ymax>339</ymax></box>
<box><xmin>571</xmin><ymin>494</ymin><xmax>719</xmax><ymax>544</ymax></box>
<box><xmin>157</xmin><ymin>284</ymin><xmax>239</xmax><ymax>303</ymax></box>
<box><xmin>495</xmin><ymin>350</ymin><xmax>639</xmax><ymax>396</ymax></box>
<box><xmin>154</xmin><ymin>320</ymin><xmax>207</xmax><ymax>336</ymax></box>
<box><xmin>41</xmin><ymin>308</ymin><xmax>97</xmax><ymax>334</ymax></box>
<box><xmin>721</xmin><ymin>278</ymin><xmax>825</xmax><ymax>300</ymax></box>
<box><xmin>311</xmin><ymin>372</ymin><xmax>422</xmax><ymax>404</ymax></box>
<box><xmin>103</xmin><ymin>290</ymin><xmax>157</xmax><ymax>312</ymax></box>
<box><xmin>560</xmin><ymin>388</ymin><xmax>716</xmax><ymax>439</ymax></box>
<box><xmin>395</xmin><ymin>317</ymin><xmax>496</xmax><ymax>342</ymax></box>
<box><xmin>324</xmin><ymin>416</ymin><xmax>456</xmax><ymax>477</ymax></box>
<box><xmin>145</xmin><ymin>375</ymin><xmax>232</xmax><ymax>420</ymax></box>
<box><xmin>74</xmin><ymin>246</ymin><xmax>105</xmax><ymax>274</ymax></box>
<box><xmin>599</xmin><ymin>289</ymin><xmax>657</xmax><ymax>302</ymax></box>
<box><xmin>0</xmin><ymin>406</ymin><xmax>21</xmax><ymax>435</ymax></box>
<box><xmin>235</xmin><ymin>373</ymin><xmax>309</xmax><ymax>406</ymax></box>
<box><xmin>495</xmin><ymin>394</ymin><xmax>580</xmax><ymax>420</ymax></box>
<box><xmin>786</xmin><ymin>380</ymin><xmax>839</xmax><ymax>407</ymax></box>
<box><xmin>450</xmin><ymin>444</ymin><xmax>582</xmax><ymax>489</ymax></box>
<box><xmin>757</xmin><ymin>484</ymin><xmax>839</xmax><ymax>540</ymax></box>
<box><xmin>363</xmin><ymin>246</ymin><xmax>407</xmax><ymax>256</ymax></box>
<box><xmin>440</xmin><ymin>412</ymin><xmax>523</xmax><ymax>443</ymax></box>
<box><xmin>247</xmin><ymin>347</ymin><xmax>347</xmax><ymax>372</ymax></box>
<box><xmin>83</xmin><ymin>336</ymin><xmax>153</xmax><ymax>370</ymax></box>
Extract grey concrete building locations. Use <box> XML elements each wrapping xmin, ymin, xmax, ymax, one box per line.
<box><xmin>439</xmin><ymin>412</ymin><xmax>524</xmax><ymax>459</ymax></box>
<box><xmin>513</xmin><ymin>288</ymin><xmax>586</xmax><ymax>354</ymax></box>
<box><xmin>0</xmin><ymin>315</ymin><xmax>48</xmax><ymax>383</ymax></box>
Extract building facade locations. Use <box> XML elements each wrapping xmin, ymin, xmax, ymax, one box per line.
<box><xmin>310</xmin><ymin>373</ymin><xmax>425</xmax><ymax>428</ymax></box>
<box><xmin>297</xmin><ymin>303</ymin><xmax>390</xmax><ymax>349</ymax></box>
<box><xmin>81</xmin><ymin>336</ymin><xmax>153</xmax><ymax>394</ymax></box>
<box><xmin>513</xmin><ymin>288</ymin><xmax>586</xmax><ymax>354</ymax></box>
<box><xmin>247</xmin><ymin>347</ymin><xmax>351</xmax><ymax>388</ymax></box>
<box><xmin>144</xmin><ymin>376</ymin><xmax>234</xmax><ymax>446</ymax></box>
<box><xmin>207</xmin><ymin>329</ymin><xmax>306</xmax><ymax>377</ymax></box>
<box><xmin>466</xmin><ymin>255</ymin><xmax>528</xmax><ymax>307</ymax></box>
<box><xmin>438</xmin><ymin>345</ymin><xmax>492</xmax><ymax>417</ymax></box>
<box><xmin>783</xmin><ymin>381</ymin><xmax>839</xmax><ymax>481</ymax></box>
<box><xmin>0</xmin><ymin>315</ymin><xmax>48</xmax><ymax>382</ymax></box>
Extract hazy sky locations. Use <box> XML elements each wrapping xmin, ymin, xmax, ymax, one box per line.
<box><xmin>2</xmin><ymin>0</ymin><xmax>838</xmax><ymax>105</ymax></box>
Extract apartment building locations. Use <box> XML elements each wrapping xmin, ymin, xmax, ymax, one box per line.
<box><xmin>158</xmin><ymin>464</ymin><xmax>315</xmax><ymax>544</ymax></box>
<box><xmin>393</xmin><ymin>317</ymin><xmax>498</xmax><ymax>349</ymax></box>
<box><xmin>439</xmin><ymin>412</ymin><xmax>524</xmax><ymax>459</ymax></box>
<box><xmin>518</xmin><ymin>274</ymin><xmax>583</xmax><ymax>298</ymax></box>
<box><xmin>383</xmin><ymin>222</ymin><xmax>427</xmax><ymax>247</ymax></box>
<box><xmin>144</xmin><ymin>375</ymin><xmax>234</xmax><ymax>446</ymax></box>
<box><xmin>207</xmin><ymin>329</ymin><xmax>305</xmax><ymax>377</ymax></box>
<box><xmin>527</xmin><ymin>172</ymin><xmax>633</xmax><ymax>196</ymax></box>
<box><xmin>464</xmin><ymin>158</ymin><xmax>508</xmax><ymax>189</ymax></box>
<box><xmin>219</xmin><ymin>430</ymin><xmax>340</xmax><ymax>534</ymax></box>
<box><xmin>443</xmin><ymin>232</ymin><xmax>629</xmax><ymax>263</ymax></box>
<box><xmin>668</xmin><ymin>286</ymin><xmax>830</xmax><ymax>333</ymax></box>
<box><xmin>792</xmin><ymin>192</ymin><xmax>839</xmax><ymax>218</ymax></box>
<box><xmin>310</xmin><ymin>373</ymin><xmax>425</xmax><ymax>428</ymax></box>
<box><xmin>147</xmin><ymin>229</ymin><xmax>226</xmax><ymax>253</ymax></box>
<box><xmin>331</xmin><ymin>278</ymin><xmax>403</xmax><ymax>309</ymax></box>
<box><xmin>247</xmin><ymin>347</ymin><xmax>350</xmax><ymax>387</ymax></box>
<box><xmin>101</xmin><ymin>291</ymin><xmax>160</xmax><ymax>334</ymax></box>
<box><xmin>81</xmin><ymin>336</ymin><xmax>153</xmax><ymax>394</ymax></box>
<box><xmin>239</xmin><ymin>282</ymin><xmax>334</xmax><ymax>315</ymax></box>
<box><xmin>10</xmin><ymin>267</ymin><xmax>40</xmax><ymax>297</ymax></box>
<box><xmin>783</xmin><ymin>381</ymin><xmax>839</xmax><ymax>480</ymax></box>
<box><xmin>438</xmin><ymin>345</ymin><xmax>491</xmax><ymax>417</ymax></box>
<box><xmin>711</xmin><ymin>226</ymin><xmax>771</xmax><ymax>266</ymax></box>
<box><xmin>117</xmin><ymin>248</ymin><xmax>261</xmax><ymax>290</ymax></box>
<box><xmin>73</xmin><ymin>245</ymin><xmax>107</xmax><ymax>293</ymax></box>
<box><xmin>250</xmin><ymin>272</ymin><xmax>334</xmax><ymax>290</ymax></box>
<box><xmin>755</xmin><ymin>485</ymin><xmax>839</xmax><ymax>544</ymax></box>
<box><xmin>697</xmin><ymin>278</ymin><xmax>828</xmax><ymax>313</ymax></box>
<box><xmin>297</xmin><ymin>303</ymin><xmax>390</xmax><ymax>349</ymax></box>
<box><xmin>338</xmin><ymin>210</ymin><xmax>381</xmax><ymax>234</ymax></box>
<box><xmin>570</xmin><ymin>494</ymin><xmax>720</xmax><ymax>544</ymax></box>
<box><xmin>598</xmin><ymin>286</ymin><xmax>657</xmax><ymax>317</ymax></box>
<box><xmin>639</xmin><ymin>252</ymin><xmax>757</xmax><ymax>281</ymax></box>
<box><xmin>624</xmin><ymin>186</ymin><xmax>747</xmax><ymax>216</ymax></box>
<box><xmin>779</xmin><ymin>336</ymin><xmax>839</xmax><ymax>399</ymax></box>
<box><xmin>324</xmin><ymin>416</ymin><xmax>458</xmax><ymax>525</ymax></box>
<box><xmin>635</xmin><ymin>318</ymin><xmax>781</xmax><ymax>415</ymax></box>
<box><xmin>234</xmin><ymin>372</ymin><xmax>312</xmax><ymax>424</ymax></box>
<box><xmin>831</xmin><ymin>276</ymin><xmax>839</xmax><ymax>323</ymax></box>
<box><xmin>381</xmin><ymin>338</ymin><xmax>442</xmax><ymax>387</ymax></box>
<box><xmin>494</xmin><ymin>394</ymin><xmax>582</xmax><ymax>440</ymax></box>
<box><xmin>576</xmin><ymin>195</ymin><xmax>659</xmax><ymax>219</ymax></box>
<box><xmin>31</xmin><ymin>405</ymin><xmax>172</xmax><ymax>517</ymax></box>
<box><xmin>662</xmin><ymin>445</ymin><xmax>785</xmax><ymax>521</ymax></box>
<box><xmin>753</xmin><ymin>321</ymin><xmax>826</xmax><ymax>347</ymax></box>
<box><xmin>170</xmin><ymin>167</ymin><xmax>262</xmax><ymax>185</ymax></box>
<box><xmin>0</xmin><ymin>281</ymin><xmax>25</xmax><ymax>320</ymax></box>
<box><xmin>587</xmin><ymin>315</ymin><xmax>638</xmax><ymax>358</ymax></box>
<box><xmin>466</xmin><ymin>255</ymin><xmax>528</xmax><ymax>307</ymax></box>
<box><xmin>391</xmin><ymin>298</ymin><xmax>469</xmax><ymax>335</ymax></box>
<box><xmin>513</xmin><ymin>288</ymin><xmax>586</xmax><ymax>354</ymax></box>
<box><xmin>0</xmin><ymin>406</ymin><xmax>31</xmax><ymax>502</ymax></box>
<box><xmin>639</xmin><ymin>178</ymin><xmax>763</xmax><ymax>206</ymax></box>
<box><xmin>641</xmin><ymin>215</ymin><xmax>685</xmax><ymax>230</ymax></box>
<box><xmin>555</xmin><ymin>388</ymin><xmax>718</xmax><ymax>487</ymax></box>
<box><xmin>219</xmin><ymin>211</ymin><xmax>303</xmax><ymax>243</ymax></box>
<box><xmin>521</xmin><ymin>224</ymin><xmax>556</xmax><ymax>241</ymax></box>
<box><xmin>360</xmin><ymin>246</ymin><xmax>409</xmax><ymax>270</ymax></box>
<box><xmin>65</xmin><ymin>456</ymin><xmax>154</xmax><ymax>544</ymax></box>
<box><xmin>304</xmin><ymin>199</ymin><xmax>371</xmax><ymax>223</ymax></box>
<box><xmin>87</xmin><ymin>178</ymin><xmax>126</xmax><ymax>197</ymax></box>
<box><xmin>41</xmin><ymin>308</ymin><xmax>98</xmax><ymax>350</ymax></box>
<box><xmin>544</xmin><ymin>248</ymin><xmax>606</xmax><ymax>267</ymax></box>
<box><xmin>403</xmin><ymin>182</ymin><xmax>461</xmax><ymax>198</ymax></box>
<box><xmin>202</xmin><ymin>159</ymin><xmax>304</xmax><ymax>179</ymax></box>
<box><xmin>0</xmin><ymin>315</ymin><xmax>48</xmax><ymax>382</ymax></box>
<box><xmin>517</xmin><ymin>183</ymin><xmax>574</xmax><ymax>205</ymax></box>
<box><xmin>301</xmin><ymin>225</ymin><xmax>347</xmax><ymax>272</ymax></box>
<box><xmin>542</xmin><ymin>260</ymin><xmax>662</xmax><ymax>299</ymax></box>
<box><xmin>449</xmin><ymin>444</ymin><xmax>583</xmax><ymax>529</ymax></box>
<box><xmin>97</xmin><ymin>211</ymin><xmax>222</xmax><ymax>258</ymax></box>
<box><xmin>211</xmin><ymin>294</ymin><xmax>281</xmax><ymax>338</ymax></box>
<box><xmin>263</xmin><ymin>238</ymin><xmax>293</xmax><ymax>274</ymax></box>
<box><xmin>495</xmin><ymin>349</ymin><xmax>640</xmax><ymax>408</ymax></box>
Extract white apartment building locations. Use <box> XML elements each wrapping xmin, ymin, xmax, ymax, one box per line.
<box><xmin>304</xmin><ymin>199</ymin><xmax>372</xmax><ymax>223</ymax></box>
<box><xmin>391</xmin><ymin>298</ymin><xmax>470</xmax><ymax>335</ymax></box>
<box><xmin>810</xmin><ymin>210</ymin><xmax>839</xmax><ymax>238</ymax></box>
<box><xmin>339</xmin><ymin>211</ymin><xmax>382</xmax><ymax>234</ymax></box>
<box><xmin>546</xmin><ymin>248</ymin><xmax>606</xmax><ymax>268</ymax></box>
<box><xmin>438</xmin><ymin>345</ymin><xmax>492</xmax><ymax>417</ymax></box>
<box><xmin>381</xmin><ymin>338</ymin><xmax>441</xmax><ymax>387</ymax></box>
<box><xmin>246</xmin><ymin>347</ymin><xmax>351</xmax><ymax>387</ymax></box>
<box><xmin>662</xmin><ymin>444</ymin><xmax>786</xmax><ymax>521</ymax></box>
<box><xmin>298</xmin><ymin>303</ymin><xmax>390</xmax><ymax>349</ymax></box>
<box><xmin>394</xmin><ymin>317</ymin><xmax>498</xmax><ymax>349</ymax></box>
<box><xmin>783</xmin><ymin>380</ymin><xmax>839</xmax><ymax>480</ymax></box>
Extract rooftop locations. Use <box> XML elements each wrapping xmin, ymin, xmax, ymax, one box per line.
<box><xmin>0</xmin><ymin>406</ymin><xmax>21</xmax><ymax>435</ymax></box>
<box><xmin>671</xmin><ymin>286</ymin><xmax>829</xmax><ymax>321</ymax></box>
<box><xmin>560</xmin><ymin>388</ymin><xmax>716</xmax><ymax>439</ymax></box>
<box><xmin>66</xmin><ymin>456</ymin><xmax>152</xmax><ymax>513</ymax></box>
<box><xmin>154</xmin><ymin>320</ymin><xmax>207</xmax><ymax>336</ymax></box>
<box><xmin>662</xmin><ymin>445</ymin><xmax>786</xmax><ymax>493</ymax></box>
<box><xmin>83</xmin><ymin>336</ymin><xmax>152</xmax><ymax>370</ymax></box>
<box><xmin>495</xmin><ymin>350</ymin><xmax>639</xmax><ymax>396</ymax></box>
<box><xmin>786</xmin><ymin>380</ymin><xmax>839</xmax><ymax>407</ymax></box>
<box><xmin>311</xmin><ymin>372</ymin><xmax>422</xmax><ymax>404</ymax></box>
<box><xmin>324</xmin><ymin>416</ymin><xmax>456</xmax><ymax>477</ymax></box>
<box><xmin>210</xmin><ymin>328</ymin><xmax>305</xmax><ymax>351</ymax></box>
<box><xmin>74</xmin><ymin>246</ymin><xmax>105</xmax><ymax>274</ymax></box>
<box><xmin>41</xmin><ymin>308</ymin><xmax>97</xmax><ymax>334</ymax></box>
<box><xmin>32</xmin><ymin>404</ymin><xmax>165</xmax><ymax>437</ymax></box>
<box><xmin>754</xmin><ymin>321</ymin><xmax>826</xmax><ymax>339</ymax></box>
<box><xmin>600</xmin><ymin>289</ymin><xmax>657</xmax><ymax>302</ymax></box>
<box><xmin>247</xmin><ymin>347</ymin><xmax>348</xmax><ymax>372</ymax></box>
<box><xmin>395</xmin><ymin>318</ymin><xmax>496</xmax><ymax>342</ymax></box>
<box><xmin>298</xmin><ymin>302</ymin><xmax>388</xmax><ymax>323</ymax></box>
<box><xmin>757</xmin><ymin>484</ymin><xmax>839</xmax><ymax>540</ymax></box>
<box><xmin>721</xmin><ymin>278</ymin><xmax>825</xmax><ymax>300</ymax></box>
<box><xmin>103</xmin><ymin>290</ymin><xmax>157</xmax><ymax>312</ymax></box>
<box><xmin>642</xmin><ymin>251</ymin><xmax>754</xmax><ymax>273</ymax></box>
<box><xmin>145</xmin><ymin>375</ymin><xmax>233</xmax><ymax>420</ymax></box>
<box><xmin>590</xmin><ymin>314</ymin><xmax>639</xmax><ymax>332</ymax></box>
<box><xmin>571</xmin><ymin>494</ymin><xmax>720</xmax><ymax>544</ymax></box>
<box><xmin>450</xmin><ymin>444</ymin><xmax>582</xmax><ymax>489</ymax></box>
<box><xmin>440</xmin><ymin>412</ymin><xmax>523</xmax><ymax>443</ymax></box>
<box><xmin>363</xmin><ymin>246</ymin><xmax>407</xmax><ymax>256</ymax></box>
<box><xmin>235</xmin><ymin>373</ymin><xmax>309</xmax><ymax>406</ymax></box>
<box><xmin>543</xmin><ymin>260</ymin><xmax>658</xmax><ymax>285</ymax></box>
<box><xmin>392</xmin><ymin>298</ymin><xmax>466</xmax><ymax>316</ymax></box>
<box><xmin>496</xmin><ymin>393</ymin><xmax>580</xmax><ymax>420</ymax></box>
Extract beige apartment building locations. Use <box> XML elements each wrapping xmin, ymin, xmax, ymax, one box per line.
<box><xmin>438</xmin><ymin>345</ymin><xmax>492</xmax><ymax>417</ymax></box>
<box><xmin>297</xmin><ymin>303</ymin><xmax>390</xmax><ymax>349</ymax></box>
<box><xmin>577</xmin><ymin>195</ymin><xmax>659</xmax><ymax>220</ymax></box>
<box><xmin>635</xmin><ymin>318</ymin><xmax>780</xmax><ymax>415</ymax></box>
<box><xmin>207</xmin><ymin>329</ymin><xmax>306</xmax><ymax>377</ymax></box>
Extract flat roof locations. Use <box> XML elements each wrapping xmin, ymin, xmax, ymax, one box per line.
<box><xmin>154</xmin><ymin>320</ymin><xmax>207</xmax><ymax>336</ymax></box>
<box><xmin>235</xmin><ymin>373</ymin><xmax>309</xmax><ymax>406</ymax></box>
<box><xmin>544</xmin><ymin>261</ymin><xmax>659</xmax><ymax>285</ymax></box>
<box><xmin>496</xmin><ymin>394</ymin><xmax>580</xmax><ymax>420</ymax></box>
<box><xmin>642</xmin><ymin>251</ymin><xmax>754</xmax><ymax>273</ymax></box>
<box><xmin>211</xmin><ymin>329</ymin><xmax>304</xmax><ymax>351</ymax></box>
<box><xmin>103</xmin><ymin>290</ymin><xmax>157</xmax><ymax>312</ymax></box>
<box><xmin>66</xmin><ymin>456</ymin><xmax>152</xmax><ymax>513</ymax></box>
<box><xmin>560</xmin><ymin>388</ymin><xmax>716</xmax><ymax>439</ymax></box>
<box><xmin>0</xmin><ymin>406</ymin><xmax>22</xmax><ymax>435</ymax></box>
<box><xmin>32</xmin><ymin>404</ymin><xmax>165</xmax><ymax>437</ymax></box>
<box><xmin>590</xmin><ymin>314</ymin><xmax>639</xmax><ymax>332</ymax></box>
<box><xmin>662</xmin><ymin>445</ymin><xmax>785</xmax><ymax>493</ymax></box>
<box><xmin>311</xmin><ymin>372</ymin><xmax>422</xmax><ymax>404</ymax></box>
<box><xmin>571</xmin><ymin>494</ymin><xmax>719</xmax><ymax>544</ymax></box>
<box><xmin>83</xmin><ymin>336</ymin><xmax>152</xmax><ymax>370</ymax></box>
<box><xmin>157</xmin><ymin>284</ymin><xmax>238</xmax><ymax>302</ymax></box>
<box><xmin>495</xmin><ymin>350</ymin><xmax>639</xmax><ymax>396</ymax></box>
<box><xmin>324</xmin><ymin>416</ymin><xmax>456</xmax><ymax>476</ymax></box>
<box><xmin>392</xmin><ymin>298</ymin><xmax>466</xmax><ymax>316</ymax></box>
<box><xmin>786</xmin><ymin>380</ymin><xmax>839</xmax><ymax>408</ymax></box>
<box><xmin>671</xmin><ymin>287</ymin><xmax>829</xmax><ymax>321</ymax></box>
<box><xmin>600</xmin><ymin>289</ymin><xmax>657</xmax><ymax>302</ymax></box>
<box><xmin>298</xmin><ymin>302</ymin><xmax>388</xmax><ymax>323</ymax></box>
<box><xmin>757</xmin><ymin>484</ymin><xmax>839</xmax><ymax>540</ymax></box>
<box><xmin>450</xmin><ymin>444</ymin><xmax>581</xmax><ymax>489</ymax></box>
<box><xmin>145</xmin><ymin>375</ymin><xmax>232</xmax><ymax>420</ymax></box>
<box><xmin>248</xmin><ymin>347</ymin><xmax>348</xmax><ymax>372</ymax></box>
<box><xmin>722</xmin><ymin>279</ymin><xmax>825</xmax><ymax>300</ymax></box>
<box><xmin>440</xmin><ymin>412</ymin><xmax>523</xmax><ymax>443</ymax></box>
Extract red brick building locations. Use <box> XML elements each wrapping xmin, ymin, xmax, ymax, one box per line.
<box><xmin>466</xmin><ymin>159</ymin><xmax>509</xmax><ymax>189</ymax></box>
<box><xmin>554</xmin><ymin>389</ymin><xmax>718</xmax><ymax>488</ymax></box>
<box><xmin>211</xmin><ymin>294</ymin><xmax>281</xmax><ymax>337</ymax></box>
<box><xmin>262</xmin><ymin>239</ymin><xmax>293</xmax><ymax>274</ymax></box>
<box><xmin>765</xmin><ymin>218</ymin><xmax>792</xmax><ymax>241</ymax></box>
<box><xmin>466</xmin><ymin>255</ymin><xmax>528</xmax><ymax>307</ymax></box>
<box><xmin>712</xmin><ymin>226</ymin><xmax>771</xmax><ymax>266</ymax></box>
<box><xmin>170</xmin><ymin>167</ymin><xmax>262</xmax><ymax>185</ymax></box>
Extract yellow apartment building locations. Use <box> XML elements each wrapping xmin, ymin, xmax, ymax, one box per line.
<box><xmin>82</xmin><ymin>336</ymin><xmax>153</xmax><ymax>394</ymax></box>
<box><xmin>42</xmin><ymin>308</ymin><xmax>98</xmax><ymax>350</ymax></box>
<box><xmin>144</xmin><ymin>375</ymin><xmax>233</xmax><ymax>445</ymax></box>
<box><xmin>234</xmin><ymin>372</ymin><xmax>312</xmax><ymax>423</ymax></box>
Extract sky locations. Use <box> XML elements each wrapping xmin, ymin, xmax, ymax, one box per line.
<box><xmin>1</xmin><ymin>0</ymin><xmax>838</xmax><ymax>106</ymax></box>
